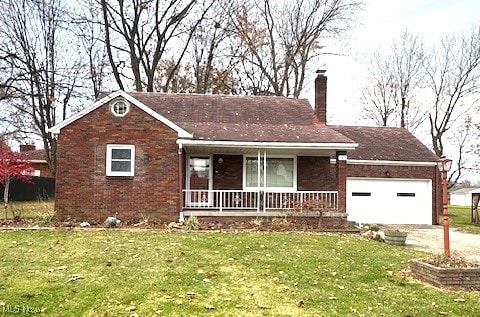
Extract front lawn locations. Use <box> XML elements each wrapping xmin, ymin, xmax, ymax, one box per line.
<box><xmin>1</xmin><ymin>230</ymin><xmax>479</xmax><ymax>316</ymax></box>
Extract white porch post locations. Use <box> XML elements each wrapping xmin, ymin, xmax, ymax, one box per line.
<box><xmin>257</xmin><ymin>150</ymin><xmax>261</xmax><ymax>212</ymax></box>
<box><xmin>263</xmin><ymin>150</ymin><xmax>267</xmax><ymax>212</ymax></box>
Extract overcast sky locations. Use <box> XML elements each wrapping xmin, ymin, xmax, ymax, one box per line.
<box><xmin>303</xmin><ymin>0</ymin><xmax>480</xmax><ymax>126</ymax></box>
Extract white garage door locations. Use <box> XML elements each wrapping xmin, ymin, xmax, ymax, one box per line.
<box><xmin>347</xmin><ymin>178</ymin><xmax>432</xmax><ymax>225</ymax></box>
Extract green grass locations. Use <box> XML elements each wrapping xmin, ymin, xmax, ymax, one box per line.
<box><xmin>1</xmin><ymin>231</ymin><xmax>479</xmax><ymax>316</ymax></box>
<box><xmin>448</xmin><ymin>205</ymin><xmax>480</xmax><ymax>234</ymax></box>
<box><xmin>2</xmin><ymin>201</ymin><xmax>54</xmax><ymax>220</ymax></box>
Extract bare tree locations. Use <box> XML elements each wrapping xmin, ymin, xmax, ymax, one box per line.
<box><xmin>391</xmin><ymin>30</ymin><xmax>426</xmax><ymax>130</ymax></box>
<box><xmin>155</xmin><ymin>58</ymin><xmax>195</xmax><ymax>93</ymax></box>
<box><xmin>189</xmin><ymin>2</ymin><xmax>239</xmax><ymax>94</ymax></box>
<box><xmin>447</xmin><ymin>117</ymin><xmax>475</xmax><ymax>186</ymax></box>
<box><xmin>360</xmin><ymin>52</ymin><xmax>397</xmax><ymax>126</ymax></box>
<box><xmin>360</xmin><ymin>30</ymin><xmax>426</xmax><ymax>131</ymax></box>
<box><xmin>0</xmin><ymin>0</ymin><xmax>85</xmax><ymax>176</ymax></box>
<box><xmin>98</xmin><ymin>0</ymin><xmax>214</xmax><ymax>92</ymax></box>
<box><xmin>155</xmin><ymin>58</ymin><xmax>239</xmax><ymax>94</ymax></box>
<box><xmin>73</xmin><ymin>0</ymin><xmax>112</xmax><ymax>99</ymax></box>
<box><xmin>425</xmin><ymin>27</ymin><xmax>480</xmax><ymax>158</ymax></box>
<box><xmin>231</xmin><ymin>0</ymin><xmax>361</xmax><ymax>97</ymax></box>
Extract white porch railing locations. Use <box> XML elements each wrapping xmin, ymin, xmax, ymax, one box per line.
<box><xmin>183</xmin><ymin>189</ymin><xmax>337</xmax><ymax>212</ymax></box>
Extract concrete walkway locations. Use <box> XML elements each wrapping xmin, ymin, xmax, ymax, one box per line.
<box><xmin>383</xmin><ymin>225</ymin><xmax>480</xmax><ymax>263</ymax></box>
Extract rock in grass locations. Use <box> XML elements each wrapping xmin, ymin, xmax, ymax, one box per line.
<box><xmin>104</xmin><ymin>217</ymin><xmax>121</xmax><ymax>228</ymax></box>
<box><xmin>296</xmin><ymin>299</ymin><xmax>305</xmax><ymax>308</ymax></box>
<box><xmin>68</xmin><ymin>274</ymin><xmax>83</xmax><ymax>282</ymax></box>
<box><xmin>125</xmin><ymin>305</ymin><xmax>136</xmax><ymax>311</ymax></box>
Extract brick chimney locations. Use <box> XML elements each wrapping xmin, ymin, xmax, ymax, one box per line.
<box><xmin>314</xmin><ymin>69</ymin><xmax>327</xmax><ymax>124</ymax></box>
<box><xmin>20</xmin><ymin>144</ymin><xmax>36</xmax><ymax>152</ymax></box>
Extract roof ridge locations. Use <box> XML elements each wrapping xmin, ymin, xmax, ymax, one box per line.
<box><xmin>128</xmin><ymin>91</ymin><xmax>308</xmax><ymax>101</ymax></box>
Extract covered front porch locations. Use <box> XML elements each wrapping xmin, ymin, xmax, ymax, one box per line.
<box><xmin>177</xmin><ymin>140</ymin><xmax>355</xmax><ymax>222</ymax></box>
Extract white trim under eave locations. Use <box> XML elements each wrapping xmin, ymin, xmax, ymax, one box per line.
<box><xmin>177</xmin><ymin>139</ymin><xmax>358</xmax><ymax>150</ymax></box>
<box><xmin>346</xmin><ymin>159</ymin><xmax>437</xmax><ymax>167</ymax></box>
<box><xmin>26</xmin><ymin>160</ymin><xmax>47</xmax><ymax>164</ymax></box>
<box><xmin>48</xmin><ymin>91</ymin><xmax>193</xmax><ymax>138</ymax></box>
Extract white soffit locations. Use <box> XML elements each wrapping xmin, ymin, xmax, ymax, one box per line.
<box><xmin>348</xmin><ymin>159</ymin><xmax>437</xmax><ymax>167</ymax></box>
<box><xmin>177</xmin><ymin>139</ymin><xmax>359</xmax><ymax>150</ymax></box>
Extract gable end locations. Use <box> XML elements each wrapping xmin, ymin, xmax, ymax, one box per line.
<box><xmin>48</xmin><ymin>91</ymin><xmax>193</xmax><ymax>138</ymax></box>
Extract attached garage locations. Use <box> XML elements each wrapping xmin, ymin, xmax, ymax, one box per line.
<box><xmin>346</xmin><ymin>178</ymin><xmax>433</xmax><ymax>225</ymax></box>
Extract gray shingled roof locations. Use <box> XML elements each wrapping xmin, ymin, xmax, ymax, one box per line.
<box><xmin>331</xmin><ymin>126</ymin><xmax>438</xmax><ymax>162</ymax></box>
<box><xmin>98</xmin><ymin>92</ymin><xmax>436</xmax><ymax>162</ymax></box>
<box><xmin>129</xmin><ymin>92</ymin><xmax>354</xmax><ymax>144</ymax></box>
<box><xmin>18</xmin><ymin>149</ymin><xmax>46</xmax><ymax>161</ymax></box>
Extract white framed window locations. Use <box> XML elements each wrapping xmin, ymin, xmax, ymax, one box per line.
<box><xmin>243</xmin><ymin>155</ymin><xmax>296</xmax><ymax>190</ymax></box>
<box><xmin>106</xmin><ymin>144</ymin><xmax>135</xmax><ymax>176</ymax></box>
<box><xmin>111</xmin><ymin>100</ymin><xmax>130</xmax><ymax>117</ymax></box>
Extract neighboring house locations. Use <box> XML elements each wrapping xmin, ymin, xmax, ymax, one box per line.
<box><xmin>18</xmin><ymin>145</ymin><xmax>53</xmax><ymax>178</ymax></box>
<box><xmin>49</xmin><ymin>71</ymin><xmax>440</xmax><ymax>226</ymax></box>
<box><xmin>0</xmin><ymin>145</ymin><xmax>55</xmax><ymax>201</ymax></box>
<box><xmin>450</xmin><ymin>187</ymin><xmax>480</xmax><ymax>206</ymax></box>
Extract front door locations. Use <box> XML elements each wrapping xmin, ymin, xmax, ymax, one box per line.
<box><xmin>186</xmin><ymin>156</ymin><xmax>212</xmax><ymax>207</ymax></box>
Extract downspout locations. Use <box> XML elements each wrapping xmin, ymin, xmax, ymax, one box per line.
<box><xmin>178</xmin><ymin>143</ymin><xmax>184</xmax><ymax>222</ymax></box>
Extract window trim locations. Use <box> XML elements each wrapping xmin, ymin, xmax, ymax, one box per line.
<box><xmin>111</xmin><ymin>100</ymin><xmax>130</xmax><ymax>117</ymax></box>
<box><xmin>185</xmin><ymin>155</ymin><xmax>213</xmax><ymax>207</ymax></box>
<box><xmin>242</xmin><ymin>154</ymin><xmax>297</xmax><ymax>191</ymax></box>
<box><xmin>106</xmin><ymin>144</ymin><xmax>135</xmax><ymax>177</ymax></box>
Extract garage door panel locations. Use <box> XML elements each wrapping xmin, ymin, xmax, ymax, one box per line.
<box><xmin>347</xmin><ymin>178</ymin><xmax>432</xmax><ymax>225</ymax></box>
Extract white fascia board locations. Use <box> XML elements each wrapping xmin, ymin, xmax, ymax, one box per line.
<box><xmin>48</xmin><ymin>91</ymin><xmax>125</xmax><ymax>134</ymax></box>
<box><xmin>177</xmin><ymin>139</ymin><xmax>358</xmax><ymax>150</ymax></box>
<box><xmin>48</xmin><ymin>91</ymin><xmax>193</xmax><ymax>138</ymax></box>
<box><xmin>27</xmin><ymin>159</ymin><xmax>47</xmax><ymax>163</ymax></box>
<box><xmin>346</xmin><ymin>159</ymin><xmax>437</xmax><ymax>167</ymax></box>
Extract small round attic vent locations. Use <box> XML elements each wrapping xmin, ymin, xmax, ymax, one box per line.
<box><xmin>111</xmin><ymin>100</ymin><xmax>129</xmax><ymax>117</ymax></box>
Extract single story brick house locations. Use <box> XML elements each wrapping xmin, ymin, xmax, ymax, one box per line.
<box><xmin>18</xmin><ymin>145</ymin><xmax>53</xmax><ymax>178</ymax></box>
<box><xmin>49</xmin><ymin>71</ymin><xmax>440</xmax><ymax>227</ymax></box>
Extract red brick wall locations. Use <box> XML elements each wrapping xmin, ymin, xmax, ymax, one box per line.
<box><xmin>55</xmin><ymin>101</ymin><xmax>180</xmax><ymax>224</ymax></box>
<box><xmin>212</xmin><ymin>154</ymin><xmax>243</xmax><ymax>190</ymax></box>
<box><xmin>297</xmin><ymin>156</ymin><xmax>336</xmax><ymax>191</ymax></box>
<box><xmin>30</xmin><ymin>162</ymin><xmax>53</xmax><ymax>178</ymax></box>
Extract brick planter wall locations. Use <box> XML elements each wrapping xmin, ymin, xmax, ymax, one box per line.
<box><xmin>410</xmin><ymin>259</ymin><xmax>480</xmax><ymax>290</ymax></box>
<box><xmin>190</xmin><ymin>212</ymin><xmax>347</xmax><ymax>230</ymax></box>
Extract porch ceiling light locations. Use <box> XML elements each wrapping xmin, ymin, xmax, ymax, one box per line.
<box><xmin>436</xmin><ymin>156</ymin><xmax>452</xmax><ymax>172</ymax></box>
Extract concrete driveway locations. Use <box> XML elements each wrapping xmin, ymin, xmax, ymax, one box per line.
<box><xmin>383</xmin><ymin>225</ymin><xmax>480</xmax><ymax>263</ymax></box>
